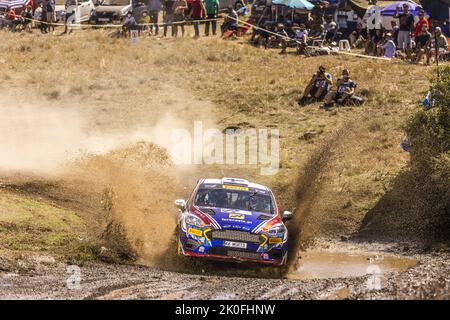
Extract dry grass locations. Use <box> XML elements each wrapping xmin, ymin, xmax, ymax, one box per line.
<box><xmin>0</xmin><ymin>28</ymin><xmax>441</xmax><ymax>249</ymax></box>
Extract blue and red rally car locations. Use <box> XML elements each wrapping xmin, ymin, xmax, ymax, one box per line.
<box><xmin>175</xmin><ymin>178</ymin><xmax>292</xmax><ymax>266</ymax></box>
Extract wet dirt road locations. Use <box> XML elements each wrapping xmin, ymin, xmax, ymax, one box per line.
<box><xmin>1</xmin><ymin>243</ymin><xmax>448</xmax><ymax>300</ymax></box>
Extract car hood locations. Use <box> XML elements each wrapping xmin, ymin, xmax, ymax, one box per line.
<box><xmin>95</xmin><ymin>5</ymin><xmax>128</xmax><ymax>13</ymax></box>
<box><xmin>194</xmin><ymin>206</ymin><xmax>280</xmax><ymax>233</ymax></box>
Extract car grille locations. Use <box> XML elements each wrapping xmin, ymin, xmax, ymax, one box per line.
<box><xmin>211</xmin><ymin>230</ymin><xmax>260</xmax><ymax>243</ymax></box>
<box><xmin>227</xmin><ymin>250</ymin><xmax>261</xmax><ymax>260</ymax></box>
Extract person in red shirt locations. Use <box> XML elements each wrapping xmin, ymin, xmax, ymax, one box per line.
<box><xmin>189</xmin><ymin>0</ymin><xmax>205</xmax><ymax>37</ymax></box>
<box><xmin>6</xmin><ymin>7</ymin><xmax>17</xmax><ymax>20</ymax></box>
<box><xmin>414</xmin><ymin>9</ymin><xmax>429</xmax><ymax>38</ymax></box>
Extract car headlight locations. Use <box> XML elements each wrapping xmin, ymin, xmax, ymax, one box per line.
<box><xmin>268</xmin><ymin>223</ymin><xmax>286</xmax><ymax>235</ymax></box>
<box><xmin>184</xmin><ymin>213</ymin><xmax>207</xmax><ymax>228</ymax></box>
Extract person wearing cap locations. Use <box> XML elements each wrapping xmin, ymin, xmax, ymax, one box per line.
<box><xmin>138</xmin><ymin>11</ymin><xmax>151</xmax><ymax>35</ymax></box>
<box><xmin>378</xmin><ymin>32</ymin><xmax>396</xmax><ymax>58</ymax></box>
<box><xmin>321</xmin><ymin>69</ymin><xmax>356</xmax><ymax>110</ymax></box>
<box><xmin>426</xmin><ymin>27</ymin><xmax>449</xmax><ymax>65</ymax></box>
<box><xmin>394</xmin><ymin>3</ymin><xmax>415</xmax><ymax>60</ymax></box>
<box><xmin>298</xmin><ymin>65</ymin><xmax>333</xmax><ymax>106</ymax></box>
<box><xmin>123</xmin><ymin>11</ymin><xmax>137</xmax><ymax>36</ymax></box>
<box><xmin>413</xmin><ymin>9</ymin><xmax>429</xmax><ymax>39</ymax></box>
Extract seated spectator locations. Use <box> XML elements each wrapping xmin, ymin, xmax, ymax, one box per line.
<box><xmin>309</xmin><ymin>24</ymin><xmax>326</xmax><ymax>44</ymax></box>
<box><xmin>6</xmin><ymin>7</ymin><xmax>19</xmax><ymax>31</ymax></box>
<box><xmin>221</xmin><ymin>6</ymin><xmax>238</xmax><ymax>36</ymax></box>
<box><xmin>426</xmin><ymin>27</ymin><xmax>449</xmax><ymax>64</ymax></box>
<box><xmin>21</xmin><ymin>6</ymin><xmax>33</xmax><ymax>32</ymax></box>
<box><xmin>414</xmin><ymin>24</ymin><xmax>432</xmax><ymax>63</ymax></box>
<box><xmin>323</xmin><ymin>15</ymin><xmax>337</xmax><ymax>44</ymax></box>
<box><xmin>298</xmin><ymin>65</ymin><xmax>333</xmax><ymax>106</ymax></box>
<box><xmin>349</xmin><ymin>27</ymin><xmax>366</xmax><ymax>49</ymax></box>
<box><xmin>320</xmin><ymin>69</ymin><xmax>356</xmax><ymax>110</ymax></box>
<box><xmin>272</xmin><ymin>23</ymin><xmax>288</xmax><ymax>52</ymax></box>
<box><xmin>280</xmin><ymin>23</ymin><xmax>308</xmax><ymax>55</ymax></box>
<box><xmin>378</xmin><ymin>32</ymin><xmax>396</xmax><ymax>58</ymax></box>
<box><xmin>366</xmin><ymin>29</ymin><xmax>383</xmax><ymax>56</ymax></box>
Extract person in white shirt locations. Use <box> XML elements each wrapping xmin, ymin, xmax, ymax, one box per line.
<box><xmin>364</xmin><ymin>0</ymin><xmax>381</xmax><ymax>40</ymax></box>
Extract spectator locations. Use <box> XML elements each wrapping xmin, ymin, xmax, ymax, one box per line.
<box><xmin>426</xmin><ymin>27</ymin><xmax>449</xmax><ymax>64</ymax></box>
<box><xmin>190</xmin><ymin>0</ymin><xmax>206</xmax><ymax>38</ymax></box>
<box><xmin>173</xmin><ymin>0</ymin><xmax>187</xmax><ymax>37</ymax></box>
<box><xmin>378</xmin><ymin>32</ymin><xmax>396</xmax><ymax>58</ymax></box>
<box><xmin>323</xmin><ymin>15</ymin><xmax>337</xmax><ymax>43</ymax></box>
<box><xmin>62</xmin><ymin>0</ymin><xmax>76</xmax><ymax>34</ymax></box>
<box><xmin>321</xmin><ymin>69</ymin><xmax>356</xmax><ymax>110</ymax></box>
<box><xmin>203</xmin><ymin>0</ymin><xmax>218</xmax><ymax>36</ymax></box>
<box><xmin>415</xmin><ymin>24</ymin><xmax>431</xmax><ymax>63</ymax></box>
<box><xmin>273</xmin><ymin>23</ymin><xmax>288</xmax><ymax>52</ymax></box>
<box><xmin>364</xmin><ymin>0</ymin><xmax>381</xmax><ymax>43</ymax></box>
<box><xmin>298</xmin><ymin>65</ymin><xmax>333</xmax><ymax>106</ymax></box>
<box><xmin>138</xmin><ymin>11</ymin><xmax>151</xmax><ymax>35</ymax></box>
<box><xmin>390</xmin><ymin>21</ymin><xmax>399</xmax><ymax>47</ymax></box>
<box><xmin>163</xmin><ymin>0</ymin><xmax>176</xmax><ymax>37</ymax></box>
<box><xmin>149</xmin><ymin>0</ymin><xmax>163</xmax><ymax>35</ymax></box>
<box><xmin>220</xmin><ymin>5</ymin><xmax>237</xmax><ymax>36</ymax></box>
<box><xmin>413</xmin><ymin>9</ymin><xmax>429</xmax><ymax>38</ymax></box>
<box><xmin>394</xmin><ymin>3</ymin><xmax>415</xmax><ymax>61</ymax></box>
<box><xmin>6</xmin><ymin>7</ymin><xmax>19</xmax><ymax>31</ymax></box>
<box><xmin>44</xmin><ymin>0</ymin><xmax>55</xmax><ymax>33</ymax></box>
<box><xmin>21</xmin><ymin>5</ymin><xmax>34</xmax><ymax>32</ymax></box>
<box><xmin>122</xmin><ymin>11</ymin><xmax>137</xmax><ymax>36</ymax></box>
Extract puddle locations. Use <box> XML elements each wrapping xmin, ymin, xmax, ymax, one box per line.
<box><xmin>287</xmin><ymin>251</ymin><xmax>418</xmax><ymax>280</ymax></box>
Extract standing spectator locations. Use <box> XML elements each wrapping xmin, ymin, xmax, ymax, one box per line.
<box><xmin>163</xmin><ymin>0</ymin><xmax>176</xmax><ymax>37</ymax></box>
<box><xmin>139</xmin><ymin>11</ymin><xmax>151</xmax><ymax>35</ymax></box>
<box><xmin>122</xmin><ymin>10</ymin><xmax>137</xmax><ymax>36</ymax></box>
<box><xmin>203</xmin><ymin>0</ymin><xmax>218</xmax><ymax>36</ymax></box>
<box><xmin>310</xmin><ymin>0</ymin><xmax>327</xmax><ymax>34</ymax></box>
<box><xmin>189</xmin><ymin>0</ymin><xmax>205</xmax><ymax>38</ymax></box>
<box><xmin>364</xmin><ymin>0</ymin><xmax>381</xmax><ymax>42</ymax></box>
<box><xmin>413</xmin><ymin>9</ymin><xmax>429</xmax><ymax>39</ymax></box>
<box><xmin>149</xmin><ymin>0</ymin><xmax>163</xmax><ymax>35</ymax></box>
<box><xmin>45</xmin><ymin>0</ymin><xmax>55</xmax><ymax>33</ymax></box>
<box><xmin>173</xmin><ymin>0</ymin><xmax>187</xmax><ymax>37</ymax></box>
<box><xmin>62</xmin><ymin>0</ymin><xmax>76</xmax><ymax>34</ymax></box>
<box><xmin>22</xmin><ymin>5</ymin><xmax>34</xmax><ymax>32</ymax></box>
<box><xmin>390</xmin><ymin>20</ymin><xmax>399</xmax><ymax>47</ymax></box>
<box><xmin>394</xmin><ymin>3</ymin><xmax>415</xmax><ymax>61</ymax></box>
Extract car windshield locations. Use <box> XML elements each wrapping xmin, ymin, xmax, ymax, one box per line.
<box><xmin>194</xmin><ymin>187</ymin><xmax>274</xmax><ymax>215</ymax></box>
<box><xmin>100</xmin><ymin>0</ymin><xmax>130</xmax><ymax>5</ymax></box>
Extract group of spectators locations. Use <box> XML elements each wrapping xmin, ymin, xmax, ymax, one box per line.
<box><xmin>122</xmin><ymin>0</ymin><xmax>246</xmax><ymax>38</ymax></box>
<box><xmin>1</xmin><ymin>0</ymin><xmax>58</xmax><ymax>33</ymax></box>
<box><xmin>356</xmin><ymin>1</ymin><xmax>449</xmax><ymax>64</ymax></box>
<box><xmin>248</xmin><ymin>0</ymin><xmax>448</xmax><ymax>64</ymax></box>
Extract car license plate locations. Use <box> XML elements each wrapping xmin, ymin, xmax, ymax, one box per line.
<box><xmin>223</xmin><ymin>241</ymin><xmax>247</xmax><ymax>249</ymax></box>
<box><xmin>98</xmin><ymin>18</ymin><xmax>109</xmax><ymax>22</ymax></box>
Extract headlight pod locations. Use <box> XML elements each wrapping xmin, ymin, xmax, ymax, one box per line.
<box><xmin>267</xmin><ymin>223</ymin><xmax>287</xmax><ymax>235</ymax></box>
<box><xmin>184</xmin><ymin>213</ymin><xmax>208</xmax><ymax>228</ymax></box>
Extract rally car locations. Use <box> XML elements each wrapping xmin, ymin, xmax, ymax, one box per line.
<box><xmin>174</xmin><ymin>178</ymin><xmax>292</xmax><ymax>266</ymax></box>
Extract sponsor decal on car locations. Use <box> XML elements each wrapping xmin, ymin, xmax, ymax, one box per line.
<box><xmin>229</xmin><ymin>213</ymin><xmax>245</xmax><ymax>219</ymax></box>
<box><xmin>269</xmin><ymin>237</ymin><xmax>283</xmax><ymax>244</ymax></box>
<box><xmin>222</xmin><ymin>185</ymin><xmax>249</xmax><ymax>191</ymax></box>
<box><xmin>188</xmin><ymin>228</ymin><xmax>202</xmax><ymax>237</ymax></box>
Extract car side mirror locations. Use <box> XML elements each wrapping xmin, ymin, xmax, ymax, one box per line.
<box><xmin>174</xmin><ymin>199</ymin><xmax>187</xmax><ymax>210</ymax></box>
<box><xmin>282</xmin><ymin>211</ymin><xmax>293</xmax><ymax>221</ymax></box>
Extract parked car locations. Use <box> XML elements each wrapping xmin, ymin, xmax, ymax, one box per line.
<box><xmin>55</xmin><ymin>0</ymin><xmax>95</xmax><ymax>24</ymax></box>
<box><xmin>91</xmin><ymin>0</ymin><xmax>146</xmax><ymax>24</ymax></box>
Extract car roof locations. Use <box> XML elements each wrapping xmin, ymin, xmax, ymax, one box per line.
<box><xmin>199</xmin><ymin>178</ymin><xmax>270</xmax><ymax>192</ymax></box>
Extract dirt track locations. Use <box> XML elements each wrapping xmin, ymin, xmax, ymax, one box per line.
<box><xmin>1</xmin><ymin>243</ymin><xmax>448</xmax><ymax>300</ymax></box>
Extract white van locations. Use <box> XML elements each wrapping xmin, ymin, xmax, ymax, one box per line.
<box><xmin>55</xmin><ymin>0</ymin><xmax>95</xmax><ymax>24</ymax></box>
